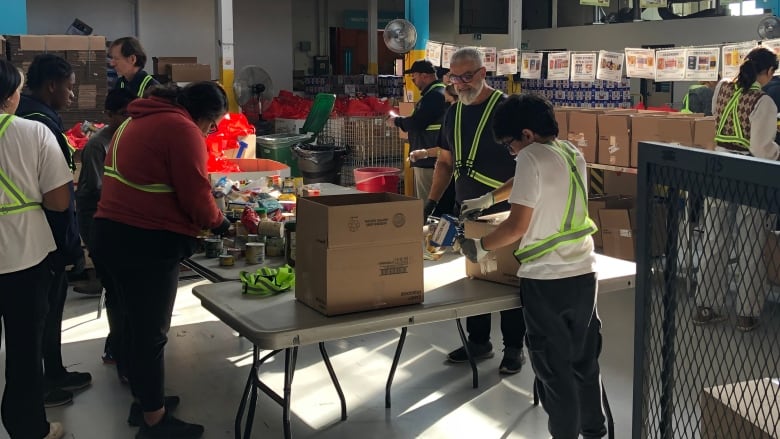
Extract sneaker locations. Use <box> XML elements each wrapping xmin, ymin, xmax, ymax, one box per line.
<box><xmin>128</xmin><ymin>396</ymin><xmax>181</xmax><ymax>427</ymax></box>
<box><xmin>44</xmin><ymin>389</ymin><xmax>73</xmax><ymax>408</ymax></box>
<box><xmin>692</xmin><ymin>306</ymin><xmax>726</xmax><ymax>325</ymax></box>
<box><xmin>48</xmin><ymin>371</ymin><xmax>92</xmax><ymax>392</ymax></box>
<box><xmin>43</xmin><ymin>422</ymin><xmax>64</xmax><ymax>439</ymax></box>
<box><xmin>136</xmin><ymin>412</ymin><xmax>204</xmax><ymax>439</ymax></box>
<box><xmin>498</xmin><ymin>347</ymin><xmax>526</xmax><ymax>375</ymax></box>
<box><xmin>736</xmin><ymin>316</ymin><xmax>760</xmax><ymax>332</ymax></box>
<box><xmin>446</xmin><ymin>341</ymin><xmax>494</xmax><ymax>363</ymax></box>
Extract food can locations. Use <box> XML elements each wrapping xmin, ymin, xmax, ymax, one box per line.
<box><xmin>219</xmin><ymin>254</ymin><xmax>234</xmax><ymax>266</ymax></box>
<box><xmin>204</xmin><ymin>238</ymin><xmax>223</xmax><ymax>258</ymax></box>
<box><xmin>245</xmin><ymin>242</ymin><xmax>265</xmax><ymax>264</ymax></box>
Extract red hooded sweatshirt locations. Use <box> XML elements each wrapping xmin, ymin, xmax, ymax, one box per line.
<box><xmin>95</xmin><ymin>97</ymin><xmax>223</xmax><ymax>237</ymax></box>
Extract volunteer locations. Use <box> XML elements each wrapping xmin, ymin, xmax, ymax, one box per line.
<box><xmin>75</xmin><ymin>88</ymin><xmax>137</xmax><ymax>378</ymax></box>
<box><xmin>461</xmin><ymin>93</ymin><xmax>606</xmax><ymax>439</ymax></box>
<box><xmin>0</xmin><ymin>59</ymin><xmax>71</xmax><ymax>439</ymax></box>
<box><xmin>696</xmin><ymin>47</ymin><xmax>780</xmax><ymax>332</ymax></box>
<box><xmin>680</xmin><ymin>80</ymin><xmax>717</xmax><ymax>115</ymax></box>
<box><xmin>425</xmin><ymin>47</ymin><xmax>525</xmax><ymax>374</ymax></box>
<box><xmin>110</xmin><ymin>37</ymin><xmax>160</xmax><ymax>98</ymax></box>
<box><xmin>93</xmin><ymin>82</ymin><xmax>229</xmax><ymax>438</ymax></box>
<box><xmin>387</xmin><ymin>60</ymin><xmax>448</xmax><ymax>203</ymax></box>
<box><xmin>17</xmin><ymin>54</ymin><xmax>92</xmax><ymax>408</ymax></box>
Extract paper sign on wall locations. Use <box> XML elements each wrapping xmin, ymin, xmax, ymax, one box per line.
<box><xmin>580</xmin><ymin>0</ymin><xmax>609</xmax><ymax>5</ymax></box>
<box><xmin>520</xmin><ymin>52</ymin><xmax>543</xmax><ymax>79</ymax></box>
<box><xmin>547</xmin><ymin>52</ymin><xmax>570</xmax><ymax>80</ymax></box>
<box><xmin>441</xmin><ymin>44</ymin><xmax>458</xmax><ymax>69</ymax></box>
<box><xmin>478</xmin><ymin>47</ymin><xmax>497</xmax><ymax>72</ymax></box>
<box><xmin>721</xmin><ymin>41</ymin><xmax>757</xmax><ymax>79</ymax></box>
<box><xmin>596</xmin><ymin>50</ymin><xmax>624</xmax><ymax>82</ymax></box>
<box><xmin>425</xmin><ymin>41</ymin><xmax>443</xmax><ymax>66</ymax></box>
<box><xmin>497</xmin><ymin>49</ymin><xmax>518</xmax><ymax>76</ymax></box>
<box><xmin>571</xmin><ymin>52</ymin><xmax>597</xmax><ymax>81</ymax></box>
<box><xmin>684</xmin><ymin>47</ymin><xmax>720</xmax><ymax>81</ymax></box>
<box><xmin>640</xmin><ymin>0</ymin><xmax>664</xmax><ymax>7</ymax></box>
<box><xmin>625</xmin><ymin>48</ymin><xmax>656</xmax><ymax>79</ymax></box>
<box><xmin>655</xmin><ymin>48</ymin><xmax>686</xmax><ymax>81</ymax></box>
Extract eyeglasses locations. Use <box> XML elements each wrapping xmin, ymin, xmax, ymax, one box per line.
<box><xmin>448</xmin><ymin>68</ymin><xmax>483</xmax><ymax>84</ymax></box>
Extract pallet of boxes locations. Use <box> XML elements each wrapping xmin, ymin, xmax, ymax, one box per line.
<box><xmin>4</xmin><ymin>35</ymin><xmax>108</xmax><ymax>130</ymax></box>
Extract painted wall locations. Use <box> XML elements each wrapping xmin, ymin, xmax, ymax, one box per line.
<box><xmin>233</xmin><ymin>0</ymin><xmax>293</xmax><ymax>91</ymax></box>
<box><xmin>0</xmin><ymin>0</ymin><xmax>28</xmax><ymax>34</ymax></box>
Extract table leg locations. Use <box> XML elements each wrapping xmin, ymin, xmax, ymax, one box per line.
<box><xmin>318</xmin><ymin>342</ymin><xmax>347</xmax><ymax>421</ymax></box>
<box><xmin>455</xmin><ymin>318</ymin><xmax>478</xmax><ymax>388</ymax></box>
<box><xmin>385</xmin><ymin>326</ymin><xmax>408</xmax><ymax>408</ymax></box>
<box><xmin>282</xmin><ymin>347</ymin><xmax>299</xmax><ymax>439</ymax></box>
<box><xmin>235</xmin><ymin>346</ymin><xmax>281</xmax><ymax>439</ymax></box>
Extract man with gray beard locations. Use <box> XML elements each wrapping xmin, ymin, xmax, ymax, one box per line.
<box><xmin>424</xmin><ymin>47</ymin><xmax>526</xmax><ymax>374</ymax></box>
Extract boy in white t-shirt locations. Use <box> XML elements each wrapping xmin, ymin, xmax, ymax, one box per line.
<box><xmin>460</xmin><ymin>94</ymin><xmax>606</xmax><ymax>439</ymax></box>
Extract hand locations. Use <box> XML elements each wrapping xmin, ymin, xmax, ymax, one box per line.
<box><xmin>409</xmin><ymin>149</ymin><xmax>428</xmax><ymax>163</ymax></box>
<box><xmin>423</xmin><ymin>199</ymin><xmax>438</xmax><ymax>222</ymax></box>
<box><xmin>210</xmin><ymin>216</ymin><xmax>231</xmax><ymax>236</ymax></box>
<box><xmin>385</xmin><ymin>116</ymin><xmax>397</xmax><ymax>128</ymax></box>
<box><xmin>460</xmin><ymin>237</ymin><xmax>488</xmax><ymax>262</ymax></box>
<box><xmin>460</xmin><ymin>192</ymin><xmax>494</xmax><ymax>220</ymax></box>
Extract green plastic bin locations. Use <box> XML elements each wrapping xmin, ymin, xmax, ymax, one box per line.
<box><xmin>257</xmin><ymin>93</ymin><xmax>337</xmax><ymax>177</ymax></box>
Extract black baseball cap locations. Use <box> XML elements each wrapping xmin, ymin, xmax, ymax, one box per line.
<box><xmin>404</xmin><ymin>60</ymin><xmax>436</xmax><ymax>74</ymax></box>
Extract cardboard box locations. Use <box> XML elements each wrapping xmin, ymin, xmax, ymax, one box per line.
<box><xmin>463</xmin><ymin>212</ymin><xmax>522</xmax><ymax>287</ymax></box>
<box><xmin>588</xmin><ymin>196</ymin><xmax>634</xmax><ymax>248</ymax></box>
<box><xmin>207</xmin><ymin>158</ymin><xmax>290</xmax><ymax>183</ymax></box>
<box><xmin>630</xmin><ymin>115</ymin><xmax>664</xmax><ymax>167</ymax></box>
<box><xmin>295</xmin><ymin>193</ymin><xmax>424</xmax><ymax>315</ymax></box>
<box><xmin>397</xmin><ymin>102</ymin><xmax>415</xmax><ymax>140</ymax></box>
<box><xmin>693</xmin><ymin>117</ymin><xmax>716</xmax><ymax>150</ymax></box>
<box><xmin>658</xmin><ymin>117</ymin><xmax>695</xmax><ymax>146</ymax></box>
<box><xmin>567</xmin><ymin>110</ymin><xmax>602</xmax><ymax>164</ymax></box>
<box><xmin>700</xmin><ymin>378</ymin><xmax>780</xmax><ymax>439</ymax></box>
<box><xmin>168</xmin><ymin>63</ymin><xmax>211</xmax><ymax>82</ymax></box>
<box><xmin>152</xmin><ymin>56</ymin><xmax>198</xmax><ymax>75</ymax></box>
<box><xmin>597</xmin><ymin>113</ymin><xmax>631</xmax><ymax>167</ymax></box>
<box><xmin>599</xmin><ymin>208</ymin><xmax>634</xmax><ymax>261</ymax></box>
<box><xmin>44</xmin><ymin>35</ymin><xmax>105</xmax><ymax>51</ymax></box>
<box><xmin>554</xmin><ymin>108</ymin><xmax>572</xmax><ymax>140</ymax></box>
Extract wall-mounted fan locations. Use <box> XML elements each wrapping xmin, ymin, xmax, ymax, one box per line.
<box><xmin>233</xmin><ymin>66</ymin><xmax>274</xmax><ymax>123</ymax></box>
<box><xmin>383</xmin><ymin>19</ymin><xmax>418</xmax><ymax>54</ymax></box>
<box><xmin>759</xmin><ymin>15</ymin><xmax>780</xmax><ymax>39</ymax></box>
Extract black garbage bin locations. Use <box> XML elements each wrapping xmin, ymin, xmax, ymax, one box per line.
<box><xmin>293</xmin><ymin>144</ymin><xmax>347</xmax><ymax>184</ymax></box>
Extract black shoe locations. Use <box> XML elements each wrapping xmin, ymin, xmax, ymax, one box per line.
<box><xmin>446</xmin><ymin>341</ymin><xmax>494</xmax><ymax>363</ymax></box>
<box><xmin>44</xmin><ymin>388</ymin><xmax>73</xmax><ymax>408</ymax></box>
<box><xmin>48</xmin><ymin>371</ymin><xmax>92</xmax><ymax>392</ymax></box>
<box><xmin>135</xmin><ymin>412</ymin><xmax>204</xmax><ymax>439</ymax></box>
<box><xmin>498</xmin><ymin>347</ymin><xmax>526</xmax><ymax>375</ymax></box>
<box><xmin>128</xmin><ymin>396</ymin><xmax>181</xmax><ymax>427</ymax></box>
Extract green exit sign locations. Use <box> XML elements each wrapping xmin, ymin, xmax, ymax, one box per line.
<box><xmin>521</xmin><ymin>42</ymin><xmax>529</xmax><ymax>50</ymax></box>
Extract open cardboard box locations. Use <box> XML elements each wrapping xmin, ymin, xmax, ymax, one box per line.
<box><xmin>208</xmin><ymin>158</ymin><xmax>290</xmax><ymax>183</ymax></box>
<box><xmin>463</xmin><ymin>212</ymin><xmax>522</xmax><ymax>287</ymax></box>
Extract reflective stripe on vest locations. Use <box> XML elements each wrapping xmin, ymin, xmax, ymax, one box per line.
<box><xmin>240</xmin><ymin>265</ymin><xmax>295</xmax><ymax>296</ymax></box>
<box><xmin>680</xmin><ymin>84</ymin><xmax>704</xmax><ymax>114</ymax></box>
<box><xmin>21</xmin><ymin>112</ymin><xmax>76</xmax><ymax>170</ymax></box>
<box><xmin>0</xmin><ymin>115</ymin><xmax>42</xmax><ymax>215</ymax></box>
<box><xmin>453</xmin><ymin>90</ymin><xmax>503</xmax><ymax>188</ymax></box>
<box><xmin>120</xmin><ymin>75</ymin><xmax>154</xmax><ymax>98</ymax></box>
<box><xmin>714</xmin><ymin>82</ymin><xmax>761</xmax><ymax>150</ymax></box>
<box><xmin>103</xmin><ymin>118</ymin><xmax>175</xmax><ymax>193</ymax></box>
<box><xmin>513</xmin><ymin>140</ymin><xmax>597</xmax><ymax>264</ymax></box>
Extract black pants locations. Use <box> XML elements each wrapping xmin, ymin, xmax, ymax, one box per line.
<box><xmin>520</xmin><ymin>273</ymin><xmax>606</xmax><ymax>439</ymax></box>
<box><xmin>42</xmin><ymin>263</ymin><xmax>67</xmax><ymax>381</ymax></box>
<box><xmin>94</xmin><ymin>219</ymin><xmax>196</xmax><ymax>412</ymax></box>
<box><xmin>0</xmin><ymin>257</ymin><xmax>53</xmax><ymax>439</ymax></box>
<box><xmin>466</xmin><ymin>308</ymin><xmax>525</xmax><ymax>348</ymax></box>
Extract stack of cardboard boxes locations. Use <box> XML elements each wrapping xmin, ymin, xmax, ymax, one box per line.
<box><xmin>4</xmin><ymin>35</ymin><xmax>108</xmax><ymax>128</ymax></box>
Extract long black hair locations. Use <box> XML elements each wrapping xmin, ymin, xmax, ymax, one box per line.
<box><xmin>736</xmin><ymin>47</ymin><xmax>778</xmax><ymax>91</ymax></box>
<box><xmin>0</xmin><ymin>59</ymin><xmax>22</xmax><ymax>106</ymax></box>
<box><xmin>148</xmin><ymin>81</ymin><xmax>228</xmax><ymax>123</ymax></box>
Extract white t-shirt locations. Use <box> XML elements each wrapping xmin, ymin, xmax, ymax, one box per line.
<box><xmin>0</xmin><ymin>115</ymin><xmax>72</xmax><ymax>274</ymax></box>
<box><xmin>509</xmin><ymin>140</ymin><xmax>596</xmax><ymax>280</ymax></box>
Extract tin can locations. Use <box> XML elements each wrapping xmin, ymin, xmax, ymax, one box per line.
<box><xmin>245</xmin><ymin>242</ymin><xmax>265</xmax><ymax>264</ymax></box>
<box><xmin>247</xmin><ymin>234</ymin><xmax>260</xmax><ymax>243</ymax></box>
<box><xmin>266</xmin><ymin>237</ymin><xmax>285</xmax><ymax>257</ymax></box>
<box><xmin>204</xmin><ymin>238</ymin><xmax>223</xmax><ymax>258</ymax></box>
<box><xmin>258</xmin><ymin>220</ymin><xmax>284</xmax><ymax>238</ymax></box>
<box><xmin>219</xmin><ymin>254</ymin><xmax>234</xmax><ymax>266</ymax></box>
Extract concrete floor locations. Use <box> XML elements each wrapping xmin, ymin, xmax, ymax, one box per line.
<box><xmin>0</xmin><ymin>277</ymin><xmax>636</xmax><ymax>439</ymax></box>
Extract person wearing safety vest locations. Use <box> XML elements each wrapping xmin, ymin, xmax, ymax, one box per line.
<box><xmin>16</xmin><ymin>54</ymin><xmax>93</xmax><ymax>408</ymax></box>
<box><xmin>680</xmin><ymin>81</ymin><xmax>717</xmax><ymax>115</ymax></box>
<box><xmin>0</xmin><ymin>59</ymin><xmax>72</xmax><ymax>439</ymax></box>
<box><xmin>93</xmin><ymin>82</ymin><xmax>230</xmax><ymax>439</ymax></box>
<box><xmin>425</xmin><ymin>47</ymin><xmax>526</xmax><ymax>375</ymax></box>
<box><xmin>388</xmin><ymin>60</ymin><xmax>450</xmax><ymax>205</ymax></box>
<box><xmin>696</xmin><ymin>47</ymin><xmax>780</xmax><ymax>332</ymax></box>
<box><xmin>110</xmin><ymin>37</ymin><xmax>160</xmax><ymax>98</ymax></box>
<box><xmin>461</xmin><ymin>93</ymin><xmax>606</xmax><ymax>439</ymax></box>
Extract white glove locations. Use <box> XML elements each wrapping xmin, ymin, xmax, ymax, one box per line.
<box><xmin>460</xmin><ymin>238</ymin><xmax>489</xmax><ymax>263</ymax></box>
<box><xmin>460</xmin><ymin>192</ymin><xmax>494</xmax><ymax>220</ymax></box>
<box><xmin>409</xmin><ymin>149</ymin><xmax>427</xmax><ymax>163</ymax></box>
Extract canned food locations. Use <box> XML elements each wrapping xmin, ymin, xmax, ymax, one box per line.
<box><xmin>245</xmin><ymin>242</ymin><xmax>265</xmax><ymax>264</ymax></box>
<box><xmin>219</xmin><ymin>254</ymin><xmax>235</xmax><ymax>266</ymax></box>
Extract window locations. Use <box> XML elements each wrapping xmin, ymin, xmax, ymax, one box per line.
<box><xmin>459</xmin><ymin>0</ymin><xmax>509</xmax><ymax>34</ymax></box>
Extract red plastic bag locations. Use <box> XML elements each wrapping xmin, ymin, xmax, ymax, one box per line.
<box><xmin>240</xmin><ymin>205</ymin><xmax>260</xmax><ymax>234</ymax></box>
<box><xmin>65</xmin><ymin>123</ymin><xmax>90</xmax><ymax>150</ymax></box>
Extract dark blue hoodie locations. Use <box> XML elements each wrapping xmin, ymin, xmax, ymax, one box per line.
<box><xmin>763</xmin><ymin>76</ymin><xmax>780</xmax><ymax>144</ymax></box>
<box><xmin>16</xmin><ymin>95</ymin><xmax>83</xmax><ymax>265</ymax></box>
